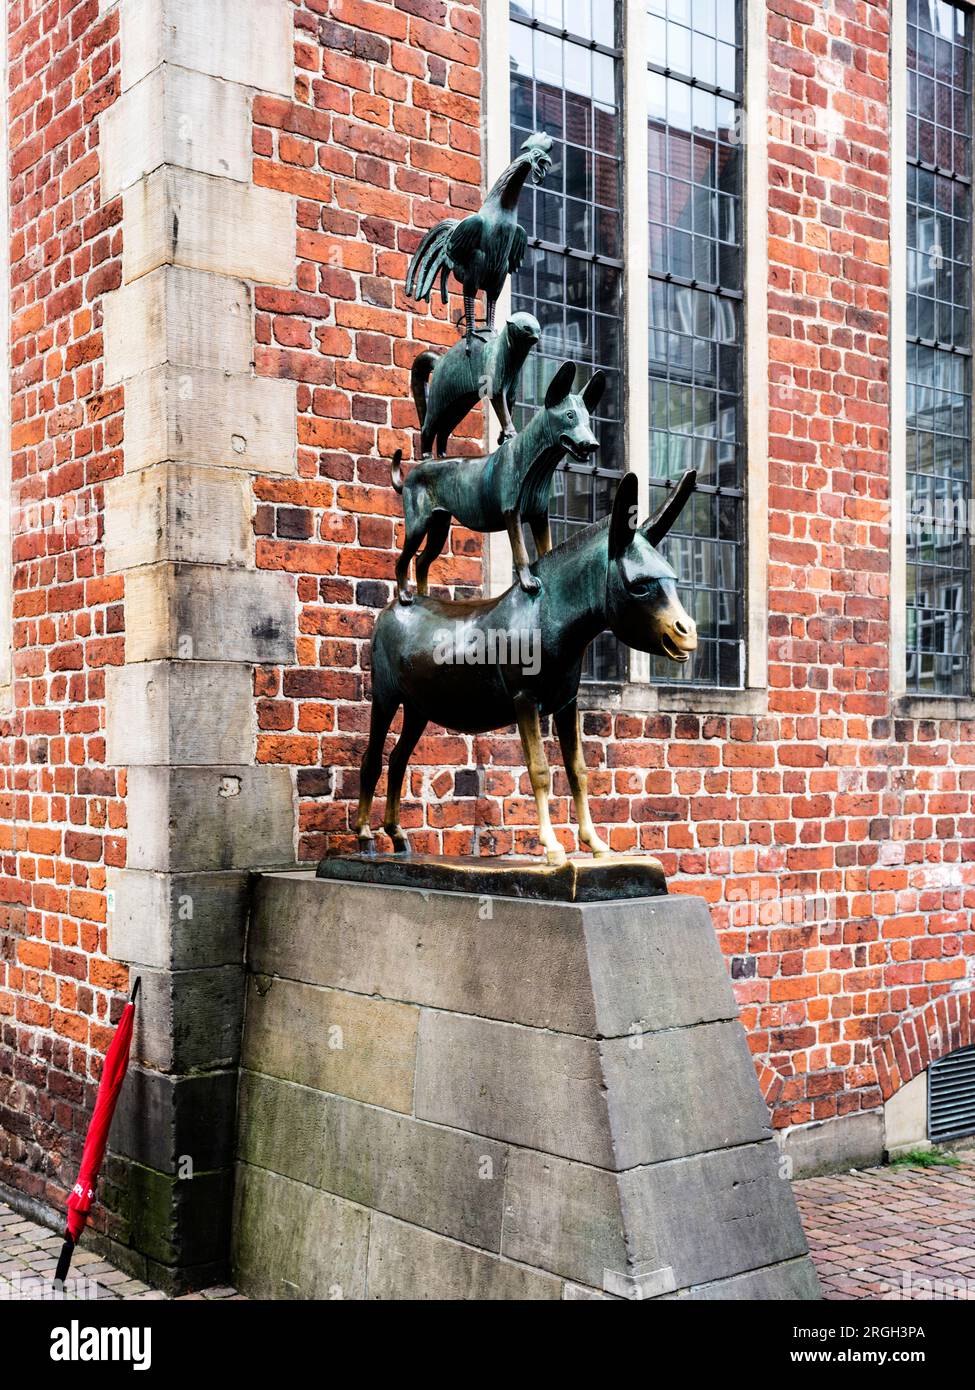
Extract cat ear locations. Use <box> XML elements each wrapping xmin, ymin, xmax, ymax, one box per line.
<box><xmin>643</xmin><ymin>470</ymin><xmax>697</xmax><ymax>545</ymax></box>
<box><xmin>544</xmin><ymin>361</ymin><xmax>577</xmax><ymax>408</ymax></box>
<box><xmin>609</xmin><ymin>472</ymin><xmax>639</xmax><ymax>564</ymax></box>
<box><xmin>581</xmin><ymin>370</ymin><xmax>606</xmax><ymax>413</ymax></box>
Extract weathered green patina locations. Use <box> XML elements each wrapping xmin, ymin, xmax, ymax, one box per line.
<box><xmin>411</xmin><ymin>311</ymin><xmax>540</xmax><ymax>458</ymax></box>
<box><xmin>391</xmin><ymin>361</ymin><xmax>604</xmax><ymax>600</ymax></box>
<box><xmin>354</xmin><ymin>470</ymin><xmax>698</xmax><ymax>862</ymax></box>
<box><xmin>405</xmin><ymin>131</ymin><xmax>553</xmax><ymax>346</ymax></box>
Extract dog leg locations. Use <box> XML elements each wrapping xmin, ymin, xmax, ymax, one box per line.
<box><xmin>414</xmin><ymin>512</ymin><xmax>451</xmax><ymax>596</ymax></box>
<box><xmin>505</xmin><ymin>509</ymin><xmax>540</xmax><ymax>594</ymax></box>
<box><xmin>529</xmin><ymin>514</ymin><xmax>553</xmax><ymax>557</ymax></box>
<box><xmin>515</xmin><ymin>693</ymin><xmax>565</xmax><ymax>865</ymax></box>
<box><xmin>395</xmin><ymin>522</ymin><xmax>427</xmax><ymax>604</ymax></box>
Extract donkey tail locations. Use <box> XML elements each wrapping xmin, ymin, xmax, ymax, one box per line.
<box><xmin>410</xmin><ymin>350</ymin><xmax>438</xmax><ymax>428</ymax></box>
<box><xmin>391</xmin><ymin>449</ymin><xmax>405</xmax><ymax>494</ymax></box>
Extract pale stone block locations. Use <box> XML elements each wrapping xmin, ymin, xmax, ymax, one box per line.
<box><xmin>104</xmin><ymin>267</ymin><xmax>251</xmax><ymax>384</ymax></box>
<box><xmin>135</xmin><ymin>964</ymin><xmax>245</xmax><ymax>1071</ymax></box>
<box><xmin>618</xmin><ymin>1142</ymin><xmax>810</xmax><ymax>1292</ymax></box>
<box><xmin>121</xmin><ymin>0</ymin><xmax>294</xmax><ymax>96</ymax></box>
<box><xmin>884</xmin><ymin>1071</ymin><xmax>930</xmax><ymax>1156</ymax></box>
<box><xmin>241</xmin><ymin>978</ymin><xmax>418</xmax><ymax>1114</ymax></box>
<box><xmin>104</xmin><ymin>464</ymin><xmax>252</xmax><ymax>572</ymax></box>
<box><xmin>124</xmin><ymin>366</ymin><xmax>296</xmax><ymax>476</ymax></box>
<box><xmin>502</xmin><ymin>1149</ymin><xmax>625</xmax><ymax>1288</ymax></box>
<box><xmin>237</xmin><ymin>1071</ymin><xmax>507</xmax><ymax>1250</ymax></box>
<box><xmin>415</xmin><ymin>1012</ymin><xmax>770</xmax><ymax>1168</ymax></box>
<box><xmin>415</xmin><ymin>1012</ymin><xmax>613</xmax><ymax>1167</ymax></box>
<box><xmin>776</xmin><ymin>1110</ymin><xmax>885</xmax><ymax>1178</ymax></box>
<box><xmin>599</xmin><ymin>1022</ymin><xmax>772</xmax><ymax>1168</ymax></box>
<box><xmin>365</xmin><ymin>1215</ymin><xmax>562</xmax><ymax>1301</ymax></box>
<box><xmin>662</xmin><ymin>1257</ymin><xmax>822</xmax><ymax>1302</ymax></box>
<box><xmin>124</xmin><ymin>168</ymin><xmax>295</xmax><ymax>286</ymax></box>
<box><xmin>233</xmin><ymin>1165</ymin><xmax>369</xmax><ymax>1301</ymax></box>
<box><xmin>101</xmin><ymin>66</ymin><xmax>252</xmax><ymax>198</ymax></box>
<box><xmin>123</xmin><ymin>562</ymin><xmax>294</xmax><ymax>664</ymax></box>
<box><xmin>106</xmin><ymin>867</ymin><xmax>249</xmax><ymax>969</ymax></box>
<box><xmin>106</xmin><ymin>660</ymin><xmax>255</xmax><ymax>766</ymax></box>
<box><xmin>249</xmin><ymin>875</ymin><xmax>736</xmax><ymax>1037</ymax></box>
<box><xmin>126</xmin><ymin>765</ymin><xmax>295</xmax><ymax>872</ymax></box>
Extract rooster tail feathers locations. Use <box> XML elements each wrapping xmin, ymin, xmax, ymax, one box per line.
<box><xmin>406</xmin><ymin>220</ymin><xmax>458</xmax><ymax>304</ymax></box>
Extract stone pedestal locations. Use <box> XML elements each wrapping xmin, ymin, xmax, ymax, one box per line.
<box><xmin>233</xmin><ymin>871</ymin><xmax>820</xmax><ymax>1300</ymax></box>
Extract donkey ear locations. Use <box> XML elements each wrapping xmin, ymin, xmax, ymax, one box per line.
<box><xmin>644</xmin><ymin>469</ymin><xmax>697</xmax><ymax>546</ymax></box>
<box><xmin>581</xmin><ymin>369</ymin><xmax>606</xmax><ymax>413</ymax></box>
<box><xmin>609</xmin><ymin>471</ymin><xmax>639</xmax><ymax>564</ymax></box>
<box><xmin>544</xmin><ymin>361</ymin><xmax>577</xmax><ymax>408</ymax></box>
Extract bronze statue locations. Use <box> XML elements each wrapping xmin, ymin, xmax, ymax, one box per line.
<box><xmin>406</xmin><ymin>132</ymin><xmax>553</xmax><ymax>348</ymax></box>
<box><xmin>411</xmin><ymin>311</ymin><xmax>540</xmax><ymax>458</ymax></box>
<box><xmin>355</xmin><ymin>470</ymin><xmax>698</xmax><ymax>862</ymax></box>
<box><xmin>391</xmin><ymin>362</ymin><xmax>604</xmax><ymax>602</ymax></box>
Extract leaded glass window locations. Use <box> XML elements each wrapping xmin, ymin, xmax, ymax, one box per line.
<box><xmin>646</xmin><ymin>0</ymin><xmax>745</xmax><ymax>686</ymax></box>
<box><xmin>509</xmin><ymin>0</ymin><xmax>625</xmax><ymax>681</ymax></box>
<box><xmin>906</xmin><ymin>0</ymin><xmax>973</xmax><ymax>695</ymax></box>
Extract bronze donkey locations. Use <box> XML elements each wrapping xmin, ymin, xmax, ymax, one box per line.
<box><xmin>391</xmin><ymin>361</ymin><xmax>604</xmax><ymax>602</ymax></box>
<box><xmin>355</xmin><ymin>469</ymin><xmax>698</xmax><ymax>861</ymax></box>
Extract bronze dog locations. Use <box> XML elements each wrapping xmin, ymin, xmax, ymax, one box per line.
<box><xmin>391</xmin><ymin>361</ymin><xmax>604</xmax><ymax>602</ymax></box>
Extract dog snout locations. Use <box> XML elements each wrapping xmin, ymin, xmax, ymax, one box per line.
<box><xmin>560</xmin><ymin>432</ymin><xmax>599</xmax><ymax>461</ymax></box>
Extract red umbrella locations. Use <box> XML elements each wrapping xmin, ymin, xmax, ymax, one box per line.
<box><xmin>55</xmin><ymin>978</ymin><xmax>140</xmax><ymax>1285</ymax></box>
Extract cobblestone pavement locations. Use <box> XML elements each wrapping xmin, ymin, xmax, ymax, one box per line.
<box><xmin>795</xmin><ymin>1150</ymin><xmax>975</xmax><ymax>1299</ymax></box>
<box><xmin>0</xmin><ymin>1203</ymin><xmax>240</xmax><ymax>1300</ymax></box>
<box><xmin>3</xmin><ymin>1152</ymin><xmax>974</xmax><ymax>1300</ymax></box>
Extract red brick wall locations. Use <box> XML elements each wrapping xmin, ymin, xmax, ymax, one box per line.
<box><xmin>0</xmin><ymin>0</ymin><xmax>126</xmax><ymax>1210</ymax></box>
<box><xmin>251</xmin><ymin>0</ymin><xmax>974</xmax><ymax>1134</ymax></box>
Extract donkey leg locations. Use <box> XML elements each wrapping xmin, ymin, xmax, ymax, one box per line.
<box><xmin>554</xmin><ymin>701</ymin><xmax>610</xmax><ymax>856</ymax></box>
<box><xmin>514</xmin><ymin>693</ymin><xmax>565</xmax><ymax>865</ymax></box>
<box><xmin>383</xmin><ymin>705</ymin><xmax>427</xmax><ymax>854</ymax></box>
<box><xmin>414</xmin><ymin>512</ymin><xmax>451</xmax><ymax>596</ymax></box>
<box><xmin>354</xmin><ymin>692</ymin><xmax>400</xmax><ymax>854</ymax></box>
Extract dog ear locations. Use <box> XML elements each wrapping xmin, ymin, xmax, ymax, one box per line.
<box><xmin>643</xmin><ymin>469</ymin><xmax>697</xmax><ymax>546</ymax></box>
<box><xmin>544</xmin><ymin>361</ymin><xmax>576</xmax><ymax>408</ymax></box>
<box><xmin>581</xmin><ymin>370</ymin><xmax>606</xmax><ymax>413</ymax></box>
<box><xmin>609</xmin><ymin>472</ymin><xmax>639</xmax><ymax>564</ymax></box>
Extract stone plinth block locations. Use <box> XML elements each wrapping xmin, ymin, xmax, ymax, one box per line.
<box><xmin>234</xmin><ymin>873</ymin><xmax>820</xmax><ymax>1301</ymax></box>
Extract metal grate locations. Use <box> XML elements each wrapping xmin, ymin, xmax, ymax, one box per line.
<box><xmin>929</xmin><ymin>1043</ymin><xmax>975</xmax><ymax>1143</ymax></box>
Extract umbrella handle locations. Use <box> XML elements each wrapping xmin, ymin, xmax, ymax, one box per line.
<box><xmin>130</xmin><ymin>976</ymin><xmax>141</xmax><ymax>1005</ymax></box>
<box><xmin>54</xmin><ymin>1235</ymin><xmax>74</xmax><ymax>1286</ymax></box>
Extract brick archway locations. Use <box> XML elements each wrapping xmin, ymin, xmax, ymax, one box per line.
<box><xmin>873</xmin><ymin>992</ymin><xmax>974</xmax><ymax>1102</ymax></box>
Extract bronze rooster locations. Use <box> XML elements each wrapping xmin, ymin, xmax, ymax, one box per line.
<box><xmin>405</xmin><ymin>131</ymin><xmax>553</xmax><ymax>349</ymax></box>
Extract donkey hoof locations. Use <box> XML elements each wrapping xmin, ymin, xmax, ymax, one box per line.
<box><xmin>358</xmin><ymin>835</ymin><xmax>377</xmax><ymax>858</ymax></box>
<box><xmin>386</xmin><ymin>826</ymin><xmax>411</xmax><ymax>855</ymax></box>
<box><xmin>520</xmin><ymin>576</ymin><xmax>541</xmax><ymax>596</ymax></box>
<box><xmin>546</xmin><ymin>847</ymin><xmax>567</xmax><ymax>867</ymax></box>
<box><xmin>398</xmin><ymin>589</ymin><xmax>415</xmax><ymax>606</ymax></box>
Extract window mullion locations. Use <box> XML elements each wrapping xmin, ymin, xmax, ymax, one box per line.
<box><xmin>624</xmin><ymin>0</ymin><xmax>651</xmax><ymax>685</ymax></box>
